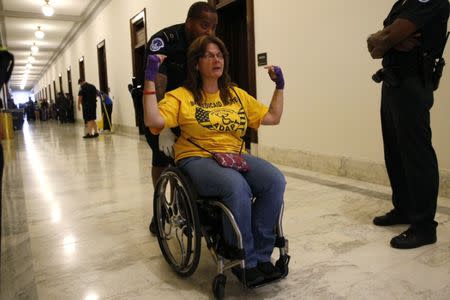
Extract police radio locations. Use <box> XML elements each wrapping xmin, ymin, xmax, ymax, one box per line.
<box><xmin>433</xmin><ymin>31</ymin><xmax>449</xmax><ymax>91</ymax></box>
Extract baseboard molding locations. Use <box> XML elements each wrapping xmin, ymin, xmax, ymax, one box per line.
<box><xmin>258</xmin><ymin>145</ymin><xmax>450</xmax><ymax>198</ymax></box>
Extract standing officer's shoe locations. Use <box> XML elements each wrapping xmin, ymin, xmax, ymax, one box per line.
<box><xmin>373</xmin><ymin>209</ymin><xmax>409</xmax><ymax>226</ymax></box>
<box><xmin>390</xmin><ymin>227</ymin><xmax>436</xmax><ymax>249</ymax></box>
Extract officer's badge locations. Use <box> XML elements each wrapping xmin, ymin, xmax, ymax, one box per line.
<box><xmin>150</xmin><ymin>38</ymin><xmax>164</xmax><ymax>52</ymax></box>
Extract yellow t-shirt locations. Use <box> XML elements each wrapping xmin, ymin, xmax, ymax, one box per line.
<box><xmin>151</xmin><ymin>86</ymin><xmax>269</xmax><ymax>162</ymax></box>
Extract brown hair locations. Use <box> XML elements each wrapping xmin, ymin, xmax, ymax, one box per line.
<box><xmin>184</xmin><ymin>35</ymin><xmax>233</xmax><ymax>105</ymax></box>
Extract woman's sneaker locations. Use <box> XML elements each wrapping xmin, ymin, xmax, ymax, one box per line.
<box><xmin>257</xmin><ymin>261</ymin><xmax>282</xmax><ymax>280</ymax></box>
<box><xmin>231</xmin><ymin>266</ymin><xmax>265</xmax><ymax>286</ymax></box>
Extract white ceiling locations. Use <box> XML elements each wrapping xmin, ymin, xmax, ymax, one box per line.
<box><xmin>0</xmin><ymin>0</ymin><xmax>104</xmax><ymax>91</ymax></box>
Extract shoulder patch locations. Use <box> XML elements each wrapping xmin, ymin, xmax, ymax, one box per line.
<box><xmin>417</xmin><ymin>0</ymin><xmax>430</xmax><ymax>3</ymax></box>
<box><xmin>150</xmin><ymin>37</ymin><xmax>165</xmax><ymax>52</ymax></box>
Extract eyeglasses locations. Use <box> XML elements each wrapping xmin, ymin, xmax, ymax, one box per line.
<box><xmin>201</xmin><ymin>52</ymin><xmax>224</xmax><ymax>60</ymax></box>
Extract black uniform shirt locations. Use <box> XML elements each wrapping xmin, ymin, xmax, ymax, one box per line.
<box><xmin>383</xmin><ymin>0</ymin><xmax>449</xmax><ymax>62</ymax></box>
<box><xmin>78</xmin><ymin>83</ymin><xmax>97</xmax><ymax>107</ymax></box>
<box><xmin>143</xmin><ymin>23</ymin><xmax>188</xmax><ymax>93</ymax></box>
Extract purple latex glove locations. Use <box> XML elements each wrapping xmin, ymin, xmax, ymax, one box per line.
<box><xmin>144</xmin><ymin>54</ymin><xmax>161</xmax><ymax>81</ymax></box>
<box><xmin>268</xmin><ymin>66</ymin><xmax>284</xmax><ymax>89</ymax></box>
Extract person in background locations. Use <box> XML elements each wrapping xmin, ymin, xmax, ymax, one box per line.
<box><xmin>77</xmin><ymin>79</ymin><xmax>99</xmax><ymax>138</ymax></box>
<box><xmin>99</xmin><ymin>91</ymin><xmax>113</xmax><ymax>131</ymax></box>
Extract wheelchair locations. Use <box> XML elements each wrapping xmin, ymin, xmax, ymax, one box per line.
<box><xmin>153</xmin><ymin>167</ymin><xmax>290</xmax><ymax>299</ymax></box>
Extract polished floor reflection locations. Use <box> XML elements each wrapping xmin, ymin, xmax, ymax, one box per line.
<box><xmin>1</xmin><ymin>121</ymin><xmax>450</xmax><ymax>299</ymax></box>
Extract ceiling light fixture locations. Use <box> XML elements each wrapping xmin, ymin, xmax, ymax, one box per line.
<box><xmin>26</xmin><ymin>62</ymin><xmax>33</xmax><ymax>69</ymax></box>
<box><xmin>42</xmin><ymin>0</ymin><xmax>54</xmax><ymax>17</ymax></box>
<box><xmin>35</xmin><ymin>26</ymin><xmax>45</xmax><ymax>39</ymax></box>
<box><xmin>28</xmin><ymin>54</ymin><xmax>36</xmax><ymax>63</ymax></box>
<box><xmin>31</xmin><ymin>43</ymin><xmax>39</xmax><ymax>54</ymax></box>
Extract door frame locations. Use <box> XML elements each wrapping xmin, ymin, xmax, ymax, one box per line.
<box><xmin>129</xmin><ymin>9</ymin><xmax>148</xmax><ymax>79</ymax></box>
<box><xmin>97</xmin><ymin>39</ymin><xmax>109</xmax><ymax>93</ymax></box>
<box><xmin>208</xmin><ymin>0</ymin><xmax>256</xmax><ymax>97</ymax></box>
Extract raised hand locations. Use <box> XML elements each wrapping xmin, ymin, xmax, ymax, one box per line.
<box><xmin>265</xmin><ymin>65</ymin><xmax>284</xmax><ymax>90</ymax></box>
<box><xmin>144</xmin><ymin>54</ymin><xmax>166</xmax><ymax>81</ymax></box>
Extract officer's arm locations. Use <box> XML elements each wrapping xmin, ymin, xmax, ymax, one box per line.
<box><xmin>367</xmin><ymin>18</ymin><xmax>417</xmax><ymax>59</ymax></box>
<box><xmin>155</xmin><ymin>73</ymin><xmax>168</xmax><ymax>101</ymax></box>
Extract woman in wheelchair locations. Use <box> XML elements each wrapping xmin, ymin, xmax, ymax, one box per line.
<box><xmin>143</xmin><ymin>35</ymin><xmax>286</xmax><ymax>287</ymax></box>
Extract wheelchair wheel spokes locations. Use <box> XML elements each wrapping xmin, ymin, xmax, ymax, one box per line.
<box><xmin>159</xmin><ymin>193</ymin><xmax>174</xmax><ymax>238</ymax></box>
<box><xmin>154</xmin><ymin>168</ymin><xmax>202</xmax><ymax>277</ymax></box>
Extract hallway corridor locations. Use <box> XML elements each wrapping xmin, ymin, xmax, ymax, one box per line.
<box><xmin>1</xmin><ymin>122</ymin><xmax>450</xmax><ymax>299</ymax></box>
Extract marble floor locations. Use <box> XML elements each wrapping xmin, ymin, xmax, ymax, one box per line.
<box><xmin>1</xmin><ymin>121</ymin><xmax>450</xmax><ymax>300</ymax></box>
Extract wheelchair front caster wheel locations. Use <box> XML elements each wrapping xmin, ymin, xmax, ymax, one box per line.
<box><xmin>212</xmin><ymin>274</ymin><xmax>227</xmax><ymax>300</ymax></box>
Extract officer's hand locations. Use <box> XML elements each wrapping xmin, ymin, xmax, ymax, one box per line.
<box><xmin>367</xmin><ymin>31</ymin><xmax>388</xmax><ymax>59</ymax></box>
<box><xmin>367</xmin><ymin>35</ymin><xmax>375</xmax><ymax>52</ymax></box>
<box><xmin>145</xmin><ymin>54</ymin><xmax>166</xmax><ymax>82</ymax></box>
<box><xmin>264</xmin><ymin>65</ymin><xmax>284</xmax><ymax>90</ymax></box>
<box><xmin>159</xmin><ymin>128</ymin><xmax>176</xmax><ymax>158</ymax></box>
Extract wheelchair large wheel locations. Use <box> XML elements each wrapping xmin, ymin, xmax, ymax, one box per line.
<box><xmin>153</xmin><ymin>167</ymin><xmax>202</xmax><ymax>277</ymax></box>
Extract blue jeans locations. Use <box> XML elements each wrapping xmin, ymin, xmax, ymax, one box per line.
<box><xmin>178</xmin><ymin>154</ymin><xmax>286</xmax><ymax>268</ymax></box>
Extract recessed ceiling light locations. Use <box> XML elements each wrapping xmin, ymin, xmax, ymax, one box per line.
<box><xmin>42</xmin><ymin>0</ymin><xmax>54</xmax><ymax>17</ymax></box>
<box><xmin>31</xmin><ymin>43</ymin><xmax>39</xmax><ymax>54</ymax></box>
<box><xmin>35</xmin><ymin>26</ymin><xmax>45</xmax><ymax>39</ymax></box>
<box><xmin>26</xmin><ymin>63</ymin><xmax>33</xmax><ymax>69</ymax></box>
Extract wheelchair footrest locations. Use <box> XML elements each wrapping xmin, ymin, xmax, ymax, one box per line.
<box><xmin>275</xmin><ymin>254</ymin><xmax>290</xmax><ymax>278</ymax></box>
<box><xmin>246</xmin><ymin>275</ymin><xmax>284</xmax><ymax>289</ymax></box>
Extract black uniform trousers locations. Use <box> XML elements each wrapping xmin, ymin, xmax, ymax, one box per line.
<box><xmin>381</xmin><ymin>75</ymin><xmax>439</xmax><ymax>232</ymax></box>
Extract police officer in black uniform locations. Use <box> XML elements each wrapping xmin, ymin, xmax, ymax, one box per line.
<box><xmin>141</xmin><ymin>2</ymin><xmax>218</xmax><ymax>234</ymax></box>
<box><xmin>368</xmin><ymin>0</ymin><xmax>449</xmax><ymax>249</ymax></box>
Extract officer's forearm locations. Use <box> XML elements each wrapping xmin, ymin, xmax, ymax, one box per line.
<box><xmin>262</xmin><ymin>90</ymin><xmax>283</xmax><ymax>125</ymax></box>
<box><xmin>368</xmin><ymin>18</ymin><xmax>418</xmax><ymax>58</ymax></box>
<box><xmin>143</xmin><ymin>80</ymin><xmax>165</xmax><ymax>128</ymax></box>
<box><xmin>155</xmin><ymin>73</ymin><xmax>168</xmax><ymax>101</ymax></box>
